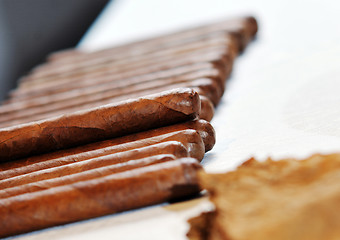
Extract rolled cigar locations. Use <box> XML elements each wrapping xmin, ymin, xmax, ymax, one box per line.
<box><xmin>8</xmin><ymin>59</ymin><xmax>226</xmax><ymax>103</ymax></box>
<box><xmin>0</xmin><ymin>79</ymin><xmax>218</xmax><ymax>126</ymax></box>
<box><xmin>0</xmin><ymin>88</ymin><xmax>200</xmax><ymax>162</ymax></box>
<box><xmin>20</xmin><ymin>35</ymin><xmax>233</xmax><ymax>87</ymax></box>
<box><xmin>11</xmin><ymin>48</ymin><xmax>231</xmax><ymax>99</ymax></box>
<box><xmin>17</xmin><ymin>44</ymin><xmax>231</xmax><ymax>91</ymax></box>
<box><xmin>42</xmin><ymin>31</ymin><xmax>237</xmax><ymax>70</ymax></box>
<box><xmin>0</xmin><ymin>119</ymin><xmax>213</xmax><ymax>178</ymax></box>
<box><xmin>45</xmin><ymin>16</ymin><xmax>256</xmax><ymax>65</ymax></box>
<box><xmin>1</xmin><ymin>85</ymin><xmax>216</xmax><ymax>128</ymax></box>
<box><xmin>0</xmin><ymin>158</ymin><xmax>202</xmax><ymax>238</ymax></box>
<box><xmin>0</xmin><ymin>129</ymin><xmax>204</xmax><ymax>180</ymax></box>
<box><xmin>0</xmin><ymin>141</ymin><xmax>189</xmax><ymax>190</ymax></box>
<box><xmin>0</xmin><ymin>154</ymin><xmax>178</xmax><ymax>199</ymax></box>
<box><xmin>0</xmin><ymin>65</ymin><xmax>223</xmax><ymax>115</ymax></box>
<box><xmin>199</xmin><ymin>95</ymin><xmax>214</xmax><ymax>121</ymax></box>
<box><xmin>25</xmin><ymin>32</ymin><xmax>235</xmax><ymax>84</ymax></box>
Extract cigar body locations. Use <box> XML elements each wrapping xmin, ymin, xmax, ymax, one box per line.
<box><xmin>11</xmin><ymin>48</ymin><xmax>230</xmax><ymax>99</ymax></box>
<box><xmin>8</xmin><ymin>62</ymin><xmax>225</xmax><ymax>106</ymax></box>
<box><xmin>0</xmin><ymin>158</ymin><xmax>202</xmax><ymax>238</ymax></box>
<box><xmin>0</xmin><ymin>119</ymin><xmax>214</xmax><ymax>177</ymax></box>
<box><xmin>0</xmin><ymin>79</ymin><xmax>216</xmax><ymax>126</ymax></box>
<box><xmin>0</xmin><ymin>141</ymin><xmax>189</xmax><ymax>190</ymax></box>
<box><xmin>0</xmin><ymin>129</ymin><xmax>205</xmax><ymax>180</ymax></box>
<box><xmin>45</xmin><ymin>16</ymin><xmax>256</xmax><ymax>66</ymax></box>
<box><xmin>0</xmin><ymin>65</ymin><xmax>223</xmax><ymax>117</ymax></box>
<box><xmin>0</xmin><ymin>154</ymin><xmax>178</xmax><ymax>199</ymax></box>
<box><xmin>0</xmin><ymin>89</ymin><xmax>200</xmax><ymax>161</ymax></box>
<box><xmin>22</xmin><ymin>32</ymin><xmax>236</xmax><ymax>86</ymax></box>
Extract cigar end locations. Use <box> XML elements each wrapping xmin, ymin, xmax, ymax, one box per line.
<box><xmin>190</xmin><ymin>119</ymin><xmax>216</xmax><ymax>152</ymax></box>
<box><xmin>199</xmin><ymin>96</ymin><xmax>215</xmax><ymax>122</ymax></box>
<box><xmin>169</xmin><ymin>158</ymin><xmax>202</xmax><ymax>201</ymax></box>
<box><xmin>152</xmin><ymin>88</ymin><xmax>201</xmax><ymax>118</ymax></box>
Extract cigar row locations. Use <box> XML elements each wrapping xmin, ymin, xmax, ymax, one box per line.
<box><xmin>0</xmin><ymin>16</ymin><xmax>257</xmax><ymax>130</ymax></box>
<box><xmin>0</xmin><ymin>119</ymin><xmax>215</xmax><ymax>181</ymax></box>
<box><xmin>20</xmin><ymin>33</ymin><xmax>236</xmax><ymax>88</ymax></box>
<box><xmin>21</xmin><ymin>16</ymin><xmax>256</xmax><ymax>85</ymax></box>
<box><xmin>0</xmin><ymin>88</ymin><xmax>200</xmax><ymax>161</ymax></box>
<box><xmin>0</xmin><ymin>158</ymin><xmax>202</xmax><ymax>237</ymax></box>
<box><xmin>1</xmin><ymin>45</ymin><xmax>228</xmax><ymax>125</ymax></box>
<box><xmin>44</xmin><ymin>16</ymin><xmax>257</xmax><ymax>68</ymax></box>
<box><xmin>11</xmin><ymin>49</ymin><xmax>229</xmax><ymax>100</ymax></box>
<box><xmin>0</xmin><ymin>119</ymin><xmax>214</xmax><ymax>237</ymax></box>
<box><xmin>0</xmin><ymin>15</ymin><xmax>257</xmax><ymax>237</ymax></box>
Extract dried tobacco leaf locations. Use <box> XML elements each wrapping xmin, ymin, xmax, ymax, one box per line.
<box><xmin>188</xmin><ymin>153</ymin><xmax>340</xmax><ymax>240</ymax></box>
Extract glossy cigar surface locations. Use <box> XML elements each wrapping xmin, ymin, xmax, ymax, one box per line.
<box><xmin>0</xmin><ymin>68</ymin><xmax>223</xmax><ymax>123</ymax></box>
<box><xmin>0</xmin><ymin>141</ymin><xmax>189</xmax><ymax>190</ymax></box>
<box><xmin>0</xmin><ymin>158</ymin><xmax>202</xmax><ymax>238</ymax></box>
<box><xmin>0</xmin><ymin>88</ymin><xmax>200</xmax><ymax>162</ymax></box>
<box><xmin>0</xmin><ymin>119</ymin><xmax>214</xmax><ymax>177</ymax></box>
<box><xmin>0</xmin><ymin>154</ymin><xmax>178</xmax><ymax>199</ymax></box>
<box><xmin>0</xmin><ymin>79</ymin><xmax>217</xmax><ymax>127</ymax></box>
<box><xmin>0</xmin><ymin>129</ymin><xmax>205</xmax><ymax>180</ymax></box>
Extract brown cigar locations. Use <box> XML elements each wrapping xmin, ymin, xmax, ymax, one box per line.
<box><xmin>0</xmin><ymin>129</ymin><xmax>204</xmax><ymax>180</ymax></box>
<box><xmin>11</xmin><ymin>48</ymin><xmax>231</xmax><ymax>99</ymax></box>
<box><xmin>45</xmin><ymin>16</ymin><xmax>256</xmax><ymax>65</ymax></box>
<box><xmin>0</xmin><ymin>118</ymin><xmax>214</xmax><ymax>177</ymax></box>
<box><xmin>0</xmin><ymin>79</ymin><xmax>217</xmax><ymax>127</ymax></box>
<box><xmin>0</xmin><ymin>158</ymin><xmax>202</xmax><ymax>238</ymax></box>
<box><xmin>0</xmin><ymin>141</ymin><xmax>190</xmax><ymax>190</ymax></box>
<box><xmin>198</xmin><ymin>96</ymin><xmax>214</xmax><ymax>121</ymax></box>
<box><xmin>25</xmin><ymin>32</ymin><xmax>235</xmax><ymax>84</ymax></box>
<box><xmin>0</xmin><ymin>65</ymin><xmax>224</xmax><ymax>116</ymax></box>
<box><xmin>0</xmin><ymin>119</ymin><xmax>213</xmax><ymax>180</ymax></box>
<box><xmin>0</xmin><ymin>88</ymin><xmax>200</xmax><ymax>162</ymax></box>
<box><xmin>0</xmin><ymin>154</ymin><xmax>178</xmax><ymax>199</ymax></box>
<box><xmin>43</xmin><ymin>31</ymin><xmax>236</xmax><ymax>68</ymax></box>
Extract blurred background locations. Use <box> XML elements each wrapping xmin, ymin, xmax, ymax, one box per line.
<box><xmin>0</xmin><ymin>0</ymin><xmax>108</xmax><ymax>101</ymax></box>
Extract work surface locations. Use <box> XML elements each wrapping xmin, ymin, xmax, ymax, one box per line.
<box><xmin>13</xmin><ymin>0</ymin><xmax>340</xmax><ymax>239</ymax></box>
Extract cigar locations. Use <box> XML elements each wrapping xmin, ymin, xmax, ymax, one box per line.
<box><xmin>0</xmin><ymin>64</ymin><xmax>224</xmax><ymax>116</ymax></box>
<box><xmin>0</xmin><ymin>154</ymin><xmax>178</xmax><ymax>199</ymax></box>
<box><xmin>0</xmin><ymin>158</ymin><xmax>202</xmax><ymax>238</ymax></box>
<box><xmin>44</xmin><ymin>30</ymin><xmax>237</xmax><ymax>66</ymax></box>
<box><xmin>0</xmin><ymin>119</ymin><xmax>213</xmax><ymax>179</ymax></box>
<box><xmin>0</xmin><ymin>129</ymin><xmax>204</xmax><ymax>180</ymax></box>
<box><xmin>11</xmin><ymin>48</ymin><xmax>230</xmax><ymax>99</ymax></box>
<box><xmin>25</xmin><ymin>32</ymin><xmax>236</xmax><ymax>84</ymax></box>
<box><xmin>0</xmin><ymin>88</ymin><xmax>200</xmax><ymax>162</ymax></box>
<box><xmin>45</xmin><ymin>16</ymin><xmax>256</xmax><ymax>65</ymax></box>
<box><xmin>0</xmin><ymin>79</ymin><xmax>217</xmax><ymax>126</ymax></box>
<box><xmin>198</xmin><ymin>96</ymin><xmax>214</xmax><ymax>121</ymax></box>
<box><xmin>0</xmin><ymin>141</ymin><xmax>190</xmax><ymax>190</ymax></box>
<box><xmin>20</xmin><ymin>34</ymin><xmax>234</xmax><ymax>87</ymax></box>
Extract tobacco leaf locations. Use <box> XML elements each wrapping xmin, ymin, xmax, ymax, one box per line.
<box><xmin>188</xmin><ymin>153</ymin><xmax>340</xmax><ymax>240</ymax></box>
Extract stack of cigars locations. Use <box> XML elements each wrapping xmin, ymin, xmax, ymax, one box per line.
<box><xmin>0</xmin><ymin>16</ymin><xmax>257</xmax><ymax>237</ymax></box>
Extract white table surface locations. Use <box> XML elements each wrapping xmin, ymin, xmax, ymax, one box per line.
<box><xmin>13</xmin><ymin>0</ymin><xmax>340</xmax><ymax>239</ymax></box>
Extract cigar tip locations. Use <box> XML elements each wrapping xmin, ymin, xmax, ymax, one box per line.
<box><xmin>244</xmin><ymin>15</ymin><xmax>258</xmax><ymax>37</ymax></box>
<box><xmin>199</xmin><ymin>96</ymin><xmax>214</xmax><ymax>122</ymax></box>
<box><xmin>191</xmin><ymin>119</ymin><xmax>216</xmax><ymax>152</ymax></box>
<box><xmin>153</xmin><ymin>88</ymin><xmax>201</xmax><ymax>118</ymax></box>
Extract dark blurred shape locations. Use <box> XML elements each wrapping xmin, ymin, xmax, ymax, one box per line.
<box><xmin>0</xmin><ymin>0</ymin><xmax>109</xmax><ymax>101</ymax></box>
